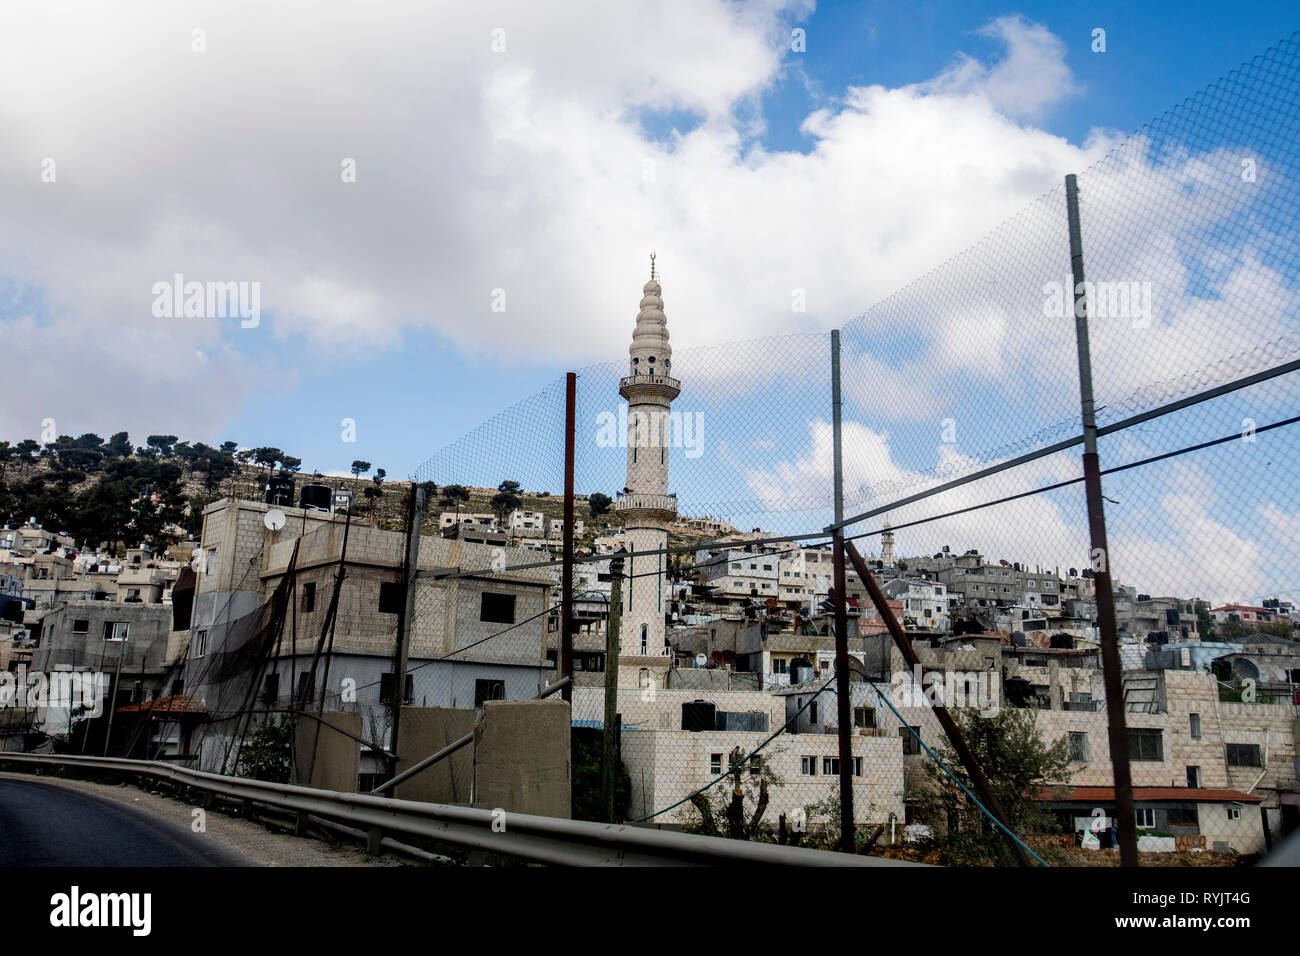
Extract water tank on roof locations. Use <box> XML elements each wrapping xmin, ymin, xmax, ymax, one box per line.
<box><xmin>299</xmin><ymin>483</ymin><xmax>332</xmax><ymax>512</ymax></box>
<box><xmin>264</xmin><ymin>476</ymin><xmax>295</xmax><ymax>507</ymax></box>
<box><xmin>681</xmin><ymin>700</ymin><xmax>716</xmax><ymax>732</ymax></box>
<box><xmin>790</xmin><ymin>657</ymin><xmax>814</xmax><ymax>684</ymax></box>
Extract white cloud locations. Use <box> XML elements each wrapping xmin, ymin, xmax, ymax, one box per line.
<box><xmin>0</xmin><ymin>3</ymin><xmax>1099</xmax><ymax>443</ymax></box>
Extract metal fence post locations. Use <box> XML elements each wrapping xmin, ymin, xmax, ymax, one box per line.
<box><xmin>603</xmin><ymin>556</ymin><xmax>625</xmax><ymax>823</ymax></box>
<box><xmin>562</xmin><ymin>371</ymin><xmax>577</xmax><ymax>703</ymax></box>
<box><xmin>390</xmin><ymin>482</ymin><xmax>426</xmax><ymax>796</ymax></box>
<box><xmin>1066</xmin><ymin>172</ymin><xmax>1138</xmax><ymax>867</ymax></box>
<box><xmin>830</xmin><ymin>329</ymin><xmax>856</xmax><ymax>853</ymax></box>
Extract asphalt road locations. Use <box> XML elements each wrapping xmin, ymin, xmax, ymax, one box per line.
<box><xmin>0</xmin><ymin>777</ymin><xmax>251</xmax><ymax>866</ymax></box>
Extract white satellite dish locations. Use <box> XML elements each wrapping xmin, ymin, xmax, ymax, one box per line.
<box><xmin>695</xmin><ymin>653</ymin><xmax>707</xmax><ymax>667</ymax></box>
<box><xmin>264</xmin><ymin>509</ymin><xmax>287</xmax><ymax>532</ymax></box>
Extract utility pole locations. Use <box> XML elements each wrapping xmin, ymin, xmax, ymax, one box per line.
<box><xmin>389</xmin><ymin>482</ymin><xmax>426</xmax><ymax>797</ymax></box>
<box><xmin>603</xmin><ymin>556</ymin><xmax>624</xmax><ymax>823</ymax></box>
<box><xmin>829</xmin><ymin>329</ymin><xmax>856</xmax><ymax>853</ymax></box>
<box><xmin>561</xmin><ymin>371</ymin><xmax>576</xmax><ymax>703</ymax></box>
<box><xmin>1066</xmin><ymin>173</ymin><xmax>1138</xmax><ymax>867</ymax></box>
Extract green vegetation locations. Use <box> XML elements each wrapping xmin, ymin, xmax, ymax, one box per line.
<box><xmin>914</xmin><ymin>707</ymin><xmax>1074</xmax><ymax>866</ymax></box>
<box><xmin>236</xmin><ymin>715</ymin><xmax>294</xmax><ymax>784</ymax></box>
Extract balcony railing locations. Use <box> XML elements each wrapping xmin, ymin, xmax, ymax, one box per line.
<box><xmin>619</xmin><ymin>373</ymin><xmax>681</xmax><ymax>392</ymax></box>
<box><xmin>614</xmin><ymin>492</ymin><xmax>678</xmax><ymax>513</ymax></box>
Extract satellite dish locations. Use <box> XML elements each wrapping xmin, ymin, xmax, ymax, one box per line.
<box><xmin>264</xmin><ymin>509</ymin><xmax>287</xmax><ymax>532</ymax></box>
<box><xmin>695</xmin><ymin>653</ymin><xmax>706</xmax><ymax>667</ymax></box>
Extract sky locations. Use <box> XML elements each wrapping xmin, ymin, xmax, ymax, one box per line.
<box><xmin>2</xmin><ymin>1</ymin><xmax>1298</xmax><ymax>604</ymax></box>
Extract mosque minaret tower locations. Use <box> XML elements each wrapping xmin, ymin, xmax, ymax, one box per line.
<box><xmin>615</xmin><ymin>254</ymin><xmax>679</xmax><ymax>659</ymax></box>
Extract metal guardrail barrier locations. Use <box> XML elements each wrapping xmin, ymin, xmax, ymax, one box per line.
<box><xmin>0</xmin><ymin>753</ymin><xmax>925</xmax><ymax>867</ymax></box>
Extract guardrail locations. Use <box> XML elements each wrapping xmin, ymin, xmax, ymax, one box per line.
<box><xmin>0</xmin><ymin>753</ymin><xmax>924</xmax><ymax>867</ymax></box>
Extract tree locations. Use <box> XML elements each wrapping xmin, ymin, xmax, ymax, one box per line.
<box><xmin>439</xmin><ymin>484</ymin><xmax>471</xmax><ymax>519</ymax></box>
<box><xmin>684</xmin><ymin>746</ymin><xmax>781</xmax><ymax>842</ymax></box>
<box><xmin>16</xmin><ymin>440</ymin><xmax>40</xmax><ymax>475</ymax></box>
<box><xmin>280</xmin><ymin>456</ymin><xmax>302</xmax><ymax>474</ymax></box>
<box><xmin>588</xmin><ymin>492</ymin><xmax>613</xmax><ymax>518</ymax></box>
<box><xmin>252</xmin><ymin>447</ymin><xmax>284</xmax><ymax>476</ymax></box>
<box><xmin>492</xmin><ymin>480</ymin><xmax>522</xmax><ymax>525</ymax></box>
<box><xmin>914</xmin><ymin>707</ymin><xmax>1073</xmax><ymax>866</ymax></box>
<box><xmin>106</xmin><ymin>432</ymin><xmax>133</xmax><ymax>458</ymax></box>
<box><xmin>0</xmin><ymin>442</ymin><xmax>11</xmax><ymax>481</ymax></box>
<box><xmin>236</xmin><ymin>715</ymin><xmax>293</xmax><ymax>783</ymax></box>
<box><xmin>351</xmin><ymin>460</ymin><xmax>371</xmax><ymax>480</ymax></box>
<box><xmin>146</xmin><ymin>435</ymin><xmax>178</xmax><ymax>458</ymax></box>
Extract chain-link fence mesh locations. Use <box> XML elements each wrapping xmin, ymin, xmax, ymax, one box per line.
<box><xmin>157</xmin><ymin>31</ymin><xmax>1300</xmax><ymax>863</ymax></box>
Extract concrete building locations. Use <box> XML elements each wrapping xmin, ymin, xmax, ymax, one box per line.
<box><xmin>883</xmin><ymin>578</ymin><xmax>950</xmax><ymax>632</ymax></box>
<box><xmin>614</xmin><ymin>258</ymin><xmax>679</xmax><ymax>661</ymax></box>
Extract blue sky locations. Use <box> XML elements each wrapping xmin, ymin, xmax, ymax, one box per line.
<box><xmin>214</xmin><ymin>1</ymin><xmax>1298</xmax><ymax>483</ymax></box>
<box><xmin>2</xmin><ymin>1</ymin><xmax>1298</xmax><ymax>603</ymax></box>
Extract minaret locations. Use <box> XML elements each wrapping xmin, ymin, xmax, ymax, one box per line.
<box><xmin>616</xmin><ymin>253</ymin><xmax>679</xmax><ymax>658</ymax></box>
<box><xmin>881</xmin><ymin>522</ymin><xmax>895</xmax><ymax>567</ymax></box>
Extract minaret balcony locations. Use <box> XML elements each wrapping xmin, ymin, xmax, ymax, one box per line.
<box><xmin>619</xmin><ymin>373</ymin><xmax>681</xmax><ymax>403</ymax></box>
<box><xmin>614</xmin><ymin>491</ymin><xmax>678</xmax><ymax>521</ymax></box>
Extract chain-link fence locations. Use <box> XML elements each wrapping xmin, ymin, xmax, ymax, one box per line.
<box><xmin>162</xmin><ymin>31</ymin><xmax>1300</xmax><ymax>863</ymax></box>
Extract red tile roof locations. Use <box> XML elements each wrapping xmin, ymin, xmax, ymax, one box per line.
<box><xmin>1036</xmin><ymin>786</ymin><xmax>1262</xmax><ymax>804</ymax></box>
<box><xmin>116</xmin><ymin>694</ymin><xmax>207</xmax><ymax>716</ymax></box>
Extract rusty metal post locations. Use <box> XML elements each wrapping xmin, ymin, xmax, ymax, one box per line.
<box><xmin>844</xmin><ymin>540</ymin><xmax>1036</xmax><ymax>867</ymax></box>
<box><xmin>1066</xmin><ymin>173</ymin><xmax>1138</xmax><ymax>867</ymax></box>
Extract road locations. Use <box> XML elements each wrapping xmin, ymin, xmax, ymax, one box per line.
<box><xmin>0</xmin><ymin>777</ymin><xmax>251</xmax><ymax>866</ymax></box>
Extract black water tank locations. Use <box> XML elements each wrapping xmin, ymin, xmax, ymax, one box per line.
<box><xmin>265</xmin><ymin>476</ymin><xmax>295</xmax><ymax>506</ymax></box>
<box><xmin>299</xmin><ymin>483</ymin><xmax>332</xmax><ymax>511</ymax></box>
<box><xmin>681</xmin><ymin>700</ymin><xmax>716</xmax><ymax>732</ymax></box>
<box><xmin>1049</xmin><ymin>633</ymin><xmax>1075</xmax><ymax>649</ymax></box>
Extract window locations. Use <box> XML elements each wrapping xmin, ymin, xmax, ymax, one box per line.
<box><xmin>1068</xmin><ymin>732</ymin><xmax>1090</xmax><ymax>762</ymax></box>
<box><xmin>193</xmin><ymin>629</ymin><xmax>208</xmax><ymax>658</ymax></box>
<box><xmin>772</xmin><ymin>658</ymin><xmax>787</xmax><ymax>674</ymax></box>
<box><xmin>821</xmin><ymin>757</ymin><xmax>864</xmax><ymax>777</ymax></box>
<box><xmin>72</xmin><ymin>619</ymin><xmax>89</xmax><ymax>634</ymax></box>
<box><xmin>296</xmin><ymin>672</ymin><xmax>313</xmax><ymax>703</ymax></box>
<box><xmin>378</xmin><ymin>581</ymin><xmax>404</xmax><ymax>615</ymax></box>
<box><xmin>1136</xmin><ymin>808</ymin><xmax>1156</xmax><ymax>828</ymax></box>
<box><xmin>479</xmin><ymin>592</ymin><xmax>515</xmax><ymax>624</ymax></box>
<box><xmin>1166</xmin><ymin>807</ymin><xmax>1198</xmax><ymax>827</ymax></box>
<box><xmin>474</xmin><ymin>678</ymin><xmax>505</xmax><ymax>707</ymax></box>
<box><xmin>1226</xmin><ymin>743</ymin><xmax>1262</xmax><ymax>767</ymax></box>
<box><xmin>749</xmin><ymin>756</ymin><xmax>763</xmax><ymax>775</ymax></box>
<box><xmin>261</xmin><ymin>673</ymin><xmax>279</xmax><ymax>705</ymax></box>
<box><xmin>302</xmin><ymin>582</ymin><xmax>316</xmax><ymax>612</ymax></box>
<box><xmin>1129</xmin><ymin>728</ymin><xmax>1164</xmax><ymax>762</ymax></box>
<box><xmin>710</xmin><ymin>753</ymin><xmax>723</xmax><ymax>775</ymax></box>
<box><xmin>800</xmin><ymin>756</ymin><xmax>817</xmax><ymax>776</ymax></box>
<box><xmin>380</xmin><ymin>673</ymin><xmax>415</xmax><ymax>705</ymax></box>
<box><xmin>853</xmin><ymin>705</ymin><xmax>876</xmax><ymax>729</ymax></box>
<box><xmin>1227</xmin><ymin>807</ymin><xmax>1241</xmax><ymax>821</ymax></box>
<box><xmin>1186</xmin><ymin>766</ymin><xmax>1201</xmax><ymax>788</ymax></box>
<box><xmin>900</xmin><ymin>726</ymin><xmax>921</xmax><ymax>755</ymax></box>
<box><xmin>1189</xmin><ymin>713</ymin><xmax>1201</xmax><ymax>739</ymax></box>
<box><xmin>103</xmin><ymin>621</ymin><xmax>129</xmax><ymax>642</ymax></box>
<box><xmin>809</xmin><ymin>701</ymin><xmax>818</xmax><ymax>725</ymax></box>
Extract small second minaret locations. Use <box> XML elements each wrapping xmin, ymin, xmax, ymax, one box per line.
<box><xmin>615</xmin><ymin>254</ymin><xmax>679</xmax><ymax>658</ymax></box>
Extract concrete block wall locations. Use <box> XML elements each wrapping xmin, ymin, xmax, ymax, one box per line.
<box><xmin>472</xmin><ymin>699</ymin><xmax>570</xmax><ymax>818</ymax></box>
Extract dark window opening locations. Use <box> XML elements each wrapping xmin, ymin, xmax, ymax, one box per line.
<box><xmin>480</xmin><ymin>592</ymin><xmax>516</xmax><ymax>624</ymax></box>
<box><xmin>475</xmin><ymin>678</ymin><xmax>505</xmax><ymax>706</ymax></box>
<box><xmin>378</xmin><ymin>581</ymin><xmax>404</xmax><ymax>614</ymax></box>
<box><xmin>380</xmin><ymin>672</ymin><xmax>414</xmax><ymax>706</ymax></box>
<box><xmin>1129</xmin><ymin>728</ymin><xmax>1164</xmax><ymax>762</ymax></box>
<box><xmin>302</xmin><ymin>582</ymin><xmax>316</xmax><ymax>612</ymax></box>
<box><xmin>1226</xmin><ymin>743</ymin><xmax>1262</xmax><ymax>767</ymax></box>
<box><xmin>72</xmin><ymin>619</ymin><xmax>90</xmax><ymax>633</ymax></box>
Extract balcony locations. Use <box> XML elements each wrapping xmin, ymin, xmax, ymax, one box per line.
<box><xmin>614</xmin><ymin>492</ymin><xmax>678</xmax><ymax>520</ymax></box>
<box><xmin>619</xmin><ymin>373</ymin><xmax>681</xmax><ymax>402</ymax></box>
